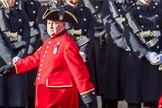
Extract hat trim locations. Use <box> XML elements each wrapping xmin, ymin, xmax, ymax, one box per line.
<box><xmin>65</xmin><ymin>10</ymin><xmax>78</xmax><ymax>23</ymax></box>
<box><xmin>42</xmin><ymin>8</ymin><xmax>57</xmax><ymax>20</ymax></box>
<box><xmin>42</xmin><ymin>8</ymin><xmax>78</xmax><ymax>23</ymax></box>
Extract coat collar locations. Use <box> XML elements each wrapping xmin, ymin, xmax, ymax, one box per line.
<box><xmin>136</xmin><ymin>1</ymin><xmax>154</xmax><ymax>11</ymax></box>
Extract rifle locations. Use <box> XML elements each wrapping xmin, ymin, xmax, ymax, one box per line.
<box><xmin>108</xmin><ymin>0</ymin><xmax>120</xmax><ymax>18</ymax></box>
<box><xmin>0</xmin><ymin>9</ymin><xmax>9</xmax><ymax>32</ymax></box>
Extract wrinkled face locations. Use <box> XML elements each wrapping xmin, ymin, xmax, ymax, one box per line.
<box><xmin>66</xmin><ymin>0</ymin><xmax>79</xmax><ymax>6</ymax></box>
<box><xmin>47</xmin><ymin>20</ymin><xmax>66</xmax><ymax>37</ymax></box>
<box><xmin>139</xmin><ymin>0</ymin><xmax>152</xmax><ymax>5</ymax></box>
<box><xmin>1</xmin><ymin>0</ymin><xmax>16</xmax><ymax>8</ymax></box>
<box><xmin>67</xmin><ymin>0</ymin><xmax>78</xmax><ymax>4</ymax></box>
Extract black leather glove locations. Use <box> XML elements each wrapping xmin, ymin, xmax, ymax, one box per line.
<box><xmin>81</xmin><ymin>90</ymin><xmax>98</xmax><ymax>108</ymax></box>
<box><xmin>85</xmin><ymin>100</ymin><xmax>97</xmax><ymax>108</ymax></box>
<box><xmin>0</xmin><ymin>64</ymin><xmax>16</xmax><ymax>76</ymax></box>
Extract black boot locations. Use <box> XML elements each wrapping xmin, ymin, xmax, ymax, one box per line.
<box><xmin>104</xmin><ymin>99</ymin><xmax>118</xmax><ymax>108</ymax></box>
<box><xmin>27</xmin><ymin>96</ymin><xmax>35</xmax><ymax>108</ymax></box>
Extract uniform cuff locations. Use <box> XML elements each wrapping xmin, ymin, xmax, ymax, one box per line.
<box><xmin>81</xmin><ymin>89</ymin><xmax>96</xmax><ymax>104</ymax></box>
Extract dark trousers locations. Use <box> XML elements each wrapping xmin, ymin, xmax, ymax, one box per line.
<box><xmin>128</xmin><ymin>103</ymin><xmax>141</xmax><ymax>108</ymax></box>
<box><xmin>144</xmin><ymin>101</ymin><xmax>158</xmax><ymax>108</ymax></box>
<box><xmin>27</xmin><ymin>96</ymin><xmax>35</xmax><ymax>108</ymax></box>
<box><xmin>104</xmin><ymin>99</ymin><xmax>118</xmax><ymax>108</ymax></box>
<box><xmin>0</xmin><ymin>107</ymin><xmax>26</xmax><ymax>108</ymax></box>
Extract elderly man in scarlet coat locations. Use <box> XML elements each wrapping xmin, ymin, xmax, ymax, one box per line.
<box><xmin>0</xmin><ymin>7</ymin><xmax>97</xmax><ymax>108</ymax></box>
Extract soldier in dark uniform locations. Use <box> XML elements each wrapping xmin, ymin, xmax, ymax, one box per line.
<box><xmin>101</xmin><ymin>0</ymin><xmax>136</xmax><ymax>108</ymax></box>
<box><xmin>125</xmin><ymin>0</ymin><xmax>162</xmax><ymax>107</ymax></box>
<box><xmin>64</xmin><ymin>0</ymin><xmax>95</xmax><ymax>108</ymax></box>
<box><xmin>79</xmin><ymin>0</ymin><xmax>108</xmax><ymax>107</ymax></box>
<box><xmin>24</xmin><ymin>0</ymin><xmax>41</xmax><ymax>53</ymax></box>
<box><xmin>0</xmin><ymin>0</ymin><xmax>30</xmax><ymax>107</ymax></box>
<box><xmin>64</xmin><ymin>0</ymin><xmax>94</xmax><ymax>63</ymax></box>
<box><xmin>23</xmin><ymin>0</ymin><xmax>41</xmax><ymax>108</ymax></box>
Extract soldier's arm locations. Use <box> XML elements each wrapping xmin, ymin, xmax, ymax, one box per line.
<box><xmin>81</xmin><ymin>8</ymin><xmax>95</xmax><ymax>58</ymax></box>
<box><xmin>102</xmin><ymin>0</ymin><xmax>128</xmax><ymax>50</ymax></box>
<box><xmin>17</xmin><ymin>5</ymin><xmax>30</xmax><ymax>58</ymax></box>
<box><xmin>124</xmin><ymin>11</ymin><xmax>148</xmax><ymax>59</ymax></box>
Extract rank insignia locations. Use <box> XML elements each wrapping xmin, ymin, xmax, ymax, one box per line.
<box><xmin>53</xmin><ymin>41</ymin><xmax>60</xmax><ymax>54</ymax></box>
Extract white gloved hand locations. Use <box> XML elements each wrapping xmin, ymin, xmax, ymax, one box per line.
<box><xmin>18</xmin><ymin>35</ymin><xmax>22</xmax><ymax>41</ymax></box>
<box><xmin>153</xmin><ymin>54</ymin><xmax>162</xmax><ymax>65</ymax></box>
<box><xmin>153</xmin><ymin>30</ymin><xmax>161</xmax><ymax>37</ymax></box>
<box><xmin>145</xmin><ymin>52</ymin><xmax>159</xmax><ymax>65</ymax></box>
<box><xmin>79</xmin><ymin>52</ymin><xmax>87</xmax><ymax>62</ymax></box>
<box><xmin>12</xmin><ymin>56</ymin><xmax>21</xmax><ymax>63</ymax></box>
<box><xmin>28</xmin><ymin>45</ymin><xmax>34</xmax><ymax>54</ymax></box>
<box><xmin>125</xmin><ymin>46</ymin><xmax>131</xmax><ymax>52</ymax></box>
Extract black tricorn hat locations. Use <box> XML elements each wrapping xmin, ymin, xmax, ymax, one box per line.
<box><xmin>42</xmin><ymin>8</ymin><xmax>78</xmax><ymax>23</ymax></box>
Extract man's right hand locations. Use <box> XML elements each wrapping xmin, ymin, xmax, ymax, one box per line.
<box><xmin>0</xmin><ymin>64</ymin><xmax>16</xmax><ymax>76</ymax></box>
<box><xmin>145</xmin><ymin>51</ymin><xmax>160</xmax><ymax>65</ymax></box>
<box><xmin>12</xmin><ymin>56</ymin><xmax>21</xmax><ymax>63</ymax></box>
<box><xmin>155</xmin><ymin>54</ymin><xmax>162</xmax><ymax>65</ymax></box>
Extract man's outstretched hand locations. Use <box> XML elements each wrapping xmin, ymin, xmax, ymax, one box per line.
<box><xmin>0</xmin><ymin>64</ymin><xmax>16</xmax><ymax>76</ymax></box>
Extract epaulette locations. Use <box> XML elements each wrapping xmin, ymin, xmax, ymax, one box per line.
<box><xmin>14</xmin><ymin>0</ymin><xmax>24</xmax><ymax>10</ymax></box>
<box><xmin>127</xmin><ymin>3</ymin><xmax>136</xmax><ymax>10</ymax></box>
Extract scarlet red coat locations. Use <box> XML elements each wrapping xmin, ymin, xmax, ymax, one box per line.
<box><xmin>158</xmin><ymin>96</ymin><xmax>162</xmax><ymax>108</ymax></box>
<box><xmin>14</xmin><ymin>32</ymin><xmax>94</xmax><ymax>108</ymax></box>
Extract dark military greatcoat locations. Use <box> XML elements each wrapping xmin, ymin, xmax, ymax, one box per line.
<box><xmin>80</xmin><ymin>0</ymin><xmax>108</xmax><ymax>97</ymax></box>
<box><xmin>125</xmin><ymin>1</ymin><xmax>162</xmax><ymax>103</ymax></box>
<box><xmin>0</xmin><ymin>0</ymin><xmax>30</xmax><ymax>107</ymax></box>
<box><xmin>23</xmin><ymin>1</ymin><xmax>41</xmax><ymax>107</ymax></box>
<box><xmin>64</xmin><ymin>3</ymin><xmax>95</xmax><ymax>108</ymax></box>
<box><xmin>65</xmin><ymin>3</ymin><xmax>94</xmax><ymax>57</ymax></box>
<box><xmin>24</xmin><ymin>0</ymin><xmax>41</xmax><ymax>51</ymax></box>
<box><xmin>101</xmin><ymin>0</ymin><xmax>136</xmax><ymax>101</ymax></box>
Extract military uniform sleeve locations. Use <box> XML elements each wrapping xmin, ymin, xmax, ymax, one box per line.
<box><xmin>37</xmin><ymin>6</ymin><xmax>49</xmax><ymax>41</ymax></box>
<box><xmin>64</xmin><ymin>43</ymin><xmax>94</xmax><ymax>93</ymax></box>
<box><xmin>160</xmin><ymin>9</ymin><xmax>162</xmax><ymax>52</ymax></box>
<box><xmin>14</xmin><ymin>47</ymin><xmax>41</xmax><ymax>74</ymax></box>
<box><xmin>102</xmin><ymin>0</ymin><xmax>128</xmax><ymax>50</ymax></box>
<box><xmin>124</xmin><ymin>10</ymin><xmax>147</xmax><ymax>58</ymax></box>
<box><xmin>80</xmin><ymin>8</ymin><xmax>94</xmax><ymax>58</ymax></box>
<box><xmin>17</xmin><ymin>2</ymin><xmax>30</xmax><ymax>58</ymax></box>
<box><xmin>86</xmin><ymin>8</ymin><xmax>95</xmax><ymax>39</ymax></box>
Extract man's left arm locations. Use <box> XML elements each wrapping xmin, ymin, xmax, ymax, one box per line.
<box><xmin>64</xmin><ymin>43</ymin><xmax>97</xmax><ymax>108</ymax></box>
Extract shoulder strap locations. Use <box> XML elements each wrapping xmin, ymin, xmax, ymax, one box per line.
<box><xmin>0</xmin><ymin>9</ymin><xmax>9</xmax><ymax>31</ymax></box>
